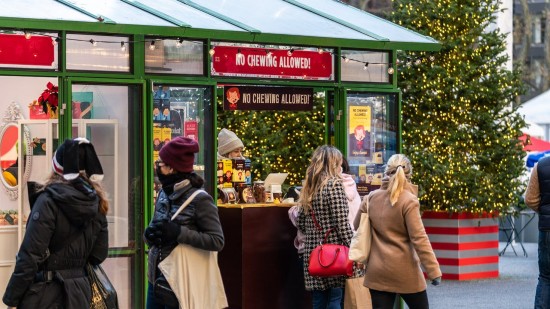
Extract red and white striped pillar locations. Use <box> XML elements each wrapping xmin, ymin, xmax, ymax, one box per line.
<box><xmin>422</xmin><ymin>211</ymin><xmax>499</xmax><ymax>280</ymax></box>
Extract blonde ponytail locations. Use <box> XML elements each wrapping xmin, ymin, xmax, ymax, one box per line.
<box><xmin>385</xmin><ymin>154</ymin><xmax>412</xmax><ymax>206</ymax></box>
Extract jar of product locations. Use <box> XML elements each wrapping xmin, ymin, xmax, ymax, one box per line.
<box><xmin>253</xmin><ymin>181</ymin><xmax>265</xmax><ymax>203</ymax></box>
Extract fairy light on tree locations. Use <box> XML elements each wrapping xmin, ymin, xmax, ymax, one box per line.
<box><xmin>217</xmin><ymin>95</ymin><xmax>325</xmax><ymax>186</ymax></box>
<box><xmin>392</xmin><ymin>0</ymin><xmax>527</xmax><ymax>214</ymax></box>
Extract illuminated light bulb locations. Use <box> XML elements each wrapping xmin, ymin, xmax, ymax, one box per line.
<box><xmin>120</xmin><ymin>42</ymin><xmax>126</xmax><ymax>51</ymax></box>
<box><xmin>318</xmin><ymin>48</ymin><xmax>323</xmax><ymax>54</ymax></box>
<box><xmin>90</xmin><ymin>39</ymin><xmax>97</xmax><ymax>47</ymax></box>
<box><xmin>287</xmin><ymin>48</ymin><xmax>294</xmax><ymax>56</ymax></box>
<box><xmin>176</xmin><ymin>38</ymin><xmax>183</xmax><ymax>48</ymax></box>
<box><xmin>387</xmin><ymin>67</ymin><xmax>394</xmax><ymax>74</ymax></box>
<box><xmin>24</xmin><ymin>32</ymin><xmax>31</xmax><ymax>39</ymax></box>
<box><xmin>149</xmin><ymin>41</ymin><xmax>156</xmax><ymax>50</ymax></box>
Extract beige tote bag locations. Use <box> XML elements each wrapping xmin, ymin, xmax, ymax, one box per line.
<box><xmin>348</xmin><ymin>198</ymin><xmax>372</xmax><ymax>263</ymax></box>
<box><xmin>158</xmin><ymin>190</ymin><xmax>228</xmax><ymax>309</ymax></box>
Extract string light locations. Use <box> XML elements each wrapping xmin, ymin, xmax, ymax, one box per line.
<box><xmin>11</xmin><ymin>29</ymin><xmax>436</xmax><ymax>74</ymax></box>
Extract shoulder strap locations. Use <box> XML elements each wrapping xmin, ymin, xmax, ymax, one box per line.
<box><xmin>170</xmin><ymin>189</ymin><xmax>206</xmax><ymax>221</ymax></box>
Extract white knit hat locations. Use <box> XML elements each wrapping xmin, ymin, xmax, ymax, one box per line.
<box><xmin>218</xmin><ymin>128</ymin><xmax>244</xmax><ymax>157</ymax></box>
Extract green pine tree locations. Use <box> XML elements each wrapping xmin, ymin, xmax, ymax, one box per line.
<box><xmin>217</xmin><ymin>93</ymin><xmax>326</xmax><ymax>186</ymax></box>
<box><xmin>391</xmin><ymin>0</ymin><xmax>527</xmax><ymax>214</ymax></box>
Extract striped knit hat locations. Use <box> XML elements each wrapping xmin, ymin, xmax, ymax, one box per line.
<box><xmin>52</xmin><ymin>137</ymin><xmax>104</xmax><ymax>181</ymax></box>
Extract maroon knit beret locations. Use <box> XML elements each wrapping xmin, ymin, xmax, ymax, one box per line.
<box><xmin>159</xmin><ymin>136</ymin><xmax>199</xmax><ymax>173</ymax></box>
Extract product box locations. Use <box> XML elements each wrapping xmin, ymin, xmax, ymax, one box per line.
<box><xmin>217</xmin><ymin>161</ymin><xmax>224</xmax><ymax>188</ymax></box>
<box><xmin>222</xmin><ymin>159</ymin><xmax>233</xmax><ymax>188</ymax></box>
<box><xmin>373</xmin><ymin>151</ymin><xmax>384</xmax><ymax>164</ymax></box>
<box><xmin>358</xmin><ymin>165</ymin><xmax>367</xmax><ymax>183</ymax></box>
<box><xmin>153</xmin><ymin>127</ymin><xmax>162</xmax><ymax>152</ymax></box>
<box><xmin>244</xmin><ymin>159</ymin><xmax>252</xmax><ymax>184</ymax></box>
<box><xmin>232</xmin><ymin>159</ymin><xmax>246</xmax><ymax>183</ymax></box>
<box><xmin>161</xmin><ymin>127</ymin><xmax>172</xmax><ymax>146</ymax></box>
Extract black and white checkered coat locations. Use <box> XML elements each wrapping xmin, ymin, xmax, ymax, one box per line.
<box><xmin>298</xmin><ymin>178</ymin><xmax>361</xmax><ymax>291</ymax></box>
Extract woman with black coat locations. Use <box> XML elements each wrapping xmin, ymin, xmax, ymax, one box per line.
<box><xmin>2</xmin><ymin>138</ymin><xmax>109</xmax><ymax>309</ymax></box>
<box><xmin>144</xmin><ymin>136</ymin><xmax>225</xmax><ymax>309</ymax></box>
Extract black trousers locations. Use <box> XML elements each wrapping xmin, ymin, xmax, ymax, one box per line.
<box><xmin>370</xmin><ymin>289</ymin><xmax>429</xmax><ymax>309</ymax></box>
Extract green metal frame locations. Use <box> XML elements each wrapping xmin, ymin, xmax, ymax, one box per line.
<box><xmin>0</xmin><ymin>5</ymin><xmax>436</xmax><ymax>305</ymax></box>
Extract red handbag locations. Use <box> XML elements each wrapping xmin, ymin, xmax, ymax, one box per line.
<box><xmin>307</xmin><ymin>209</ymin><xmax>353</xmax><ymax>277</ymax></box>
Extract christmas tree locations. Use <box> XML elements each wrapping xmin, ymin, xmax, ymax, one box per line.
<box><xmin>217</xmin><ymin>93</ymin><xmax>326</xmax><ymax>186</ymax></box>
<box><xmin>392</xmin><ymin>0</ymin><xmax>527</xmax><ymax>214</ymax></box>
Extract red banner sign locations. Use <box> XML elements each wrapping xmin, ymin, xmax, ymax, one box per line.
<box><xmin>0</xmin><ymin>34</ymin><xmax>55</xmax><ymax>68</ymax></box>
<box><xmin>212</xmin><ymin>46</ymin><xmax>333</xmax><ymax>80</ymax></box>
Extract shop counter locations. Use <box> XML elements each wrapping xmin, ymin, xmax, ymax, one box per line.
<box><xmin>218</xmin><ymin>203</ymin><xmax>310</xmax><ymax>309</ymax></box>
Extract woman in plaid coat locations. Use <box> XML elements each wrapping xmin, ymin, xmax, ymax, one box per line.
<box><xmin>298</xmin><ymin>145</ymin><xmax>361</xmax><ymax>309</ymax></box>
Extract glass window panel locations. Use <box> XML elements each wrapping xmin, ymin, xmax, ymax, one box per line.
<box><xmin>1</xmin><ymin>0</ymin><xmax>97</xmax><ymax>22</ymax></box>
<box><xmin>152</xmin><ymin>84</ymin><xmax>213</xmax><ymax>194</ymax></box>
<box><xmin>293</xmin><ymin>0</ymin><xmax>438</xmax><ymax>44</ymax></box>
<box><xmin>72</xmin><ymin>83</ymin><xmax>141</xmax><ymax>307</ymax></box>
<box><xmin>67</xmin><ymin>34</ymin><xmax>130</xmax><ymax>72</ymax></box>
<box><xmin>103</xmin><ymin>256</ymin><xmax>133</xmax><ymax>308</ymax></box>
<box><xmin>192</xmin><ymin>0</ymin><xmax>368</xmax><ymax>40</ymax></box>
<box><xmin>145</xmin><ymin>39</ymin><xmax>204</xmax><ymax>75</ymax></box>
<box><xmin>71</xmin><ymin>84</ymin><xmax>137</xmax><ymax>248</ymax></box>
<box><xmin>57</xmin><ymin>0</ymin><xmax>175</xmax><ymax>26</ymax></box>
<box><xmin>346</xmin><ymin>92</ymin><xmax>397</xmax><ymax>196</ymax></box>
<box><xmin>341</xmin><ymin>50</ymin><xmax>390</xmax><ymax>83</ymax></box>
<box><xmin>137</xmin><ymin>0</ymin><xmax>243</xmax><ymax>31</ymax></box>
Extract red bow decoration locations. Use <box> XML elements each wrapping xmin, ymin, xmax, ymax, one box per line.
<box><xmin>37</xmin><ymin>82</ymin><xmax>59</xmax><ymax>113</ymax></box>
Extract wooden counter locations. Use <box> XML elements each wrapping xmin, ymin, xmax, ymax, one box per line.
<box><xmin>217</xmin><ymin>204</ymin><xmax>310</xmax><ymax>309</ymax></box>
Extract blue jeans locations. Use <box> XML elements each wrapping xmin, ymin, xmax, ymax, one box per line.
<box><xmin>146</xmin><ymin>282</ymin><xmax>179</xmax><ymax>309</ymax></box>
<box><xmin>536</xmin><ymin>231</ymin><xmax>550</xmax><ymax>309</ymax></box>
<box><xmin>312</xmin><ymin>288</ymin><xmax>343</xmax><ymax>309</ymax></box>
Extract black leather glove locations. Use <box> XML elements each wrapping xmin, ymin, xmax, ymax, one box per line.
<box><xmin>431</xmin><ymin>277</ymin><xmax>441</xmax><ymax>286</ymax></box>
<box><xmin>153</xmin><ymin>218</ymin><xmax>181</xmax><ymax>245</ymax></box>
<box><xmin>144</xmin><ymin>225</ymin><xmax>162</xmax><ymax>245</ymax></box>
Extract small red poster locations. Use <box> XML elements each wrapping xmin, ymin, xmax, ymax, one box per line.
<box><xmin>184</xmin><ymin>121</ymin><xmax>198</xmax><ymax>142</ymax></box>
<box><xmin>211</xmin><ymin>45</ymin><xmax>333</xmax><ymax>80</ymax></box>
<box><xmin>0</xmin><ymin>34</ymin><xmax>55</xmax><ymax>68</ymax></box>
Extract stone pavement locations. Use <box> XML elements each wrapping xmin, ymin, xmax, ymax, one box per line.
<box><xmin>424</xmin><ymin>242</ymin><xmax>538</xmax><ymax>309</ymax></box>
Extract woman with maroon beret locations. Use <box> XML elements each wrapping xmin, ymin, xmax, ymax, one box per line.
<box><xmin>144</xmin><ymin>136</ymin><xmax>224</xmax><ymax>309</ymax></box>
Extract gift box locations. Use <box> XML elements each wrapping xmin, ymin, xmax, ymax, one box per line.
<box><xmin>29</xmin><ymin>101</ymin><xmax>49</xmax><ymax>119</ymax></box>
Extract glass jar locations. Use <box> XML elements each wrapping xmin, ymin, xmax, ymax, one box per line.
<box><xmin>253</xmin><ymin>181</ymin><xmax>265</xmax><ymax>203</ymax></box>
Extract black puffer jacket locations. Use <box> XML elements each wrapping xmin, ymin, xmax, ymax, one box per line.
<box><xmin>2</xmin><ymin>182</ymin><xmax>109</xmax><ymax>308</ymax></box>
<box><xmin>146</xmin><ymin>179</ymin><xmax>224</xmax><ymax>283</ymax></box>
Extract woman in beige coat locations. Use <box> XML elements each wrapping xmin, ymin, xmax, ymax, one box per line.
<box><xmin>353</xmin><ymin>154</ymin><xmax>441</xmax><ymax>309</ymax></box>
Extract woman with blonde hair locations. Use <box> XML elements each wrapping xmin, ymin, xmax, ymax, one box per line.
<box><xmin>297</xmin><ymin>145</ymin><xmax>361</xmax><ymax>309</ymax></box>
<box><xmin>353</xmin><ymin>154</ymin><xmax>441</xmax><ymax>309</ymax></box>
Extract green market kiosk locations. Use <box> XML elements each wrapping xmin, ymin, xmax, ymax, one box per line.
<box><xmin>0</xmin><ymin>1</ymin><xmax>439</xmax><ymax>308</ymax></box>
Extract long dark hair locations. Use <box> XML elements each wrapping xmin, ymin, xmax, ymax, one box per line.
<box><xmin>43</xmin><ymin>172</ymin><xmax>110</xmax><ymax>215</ymax></box>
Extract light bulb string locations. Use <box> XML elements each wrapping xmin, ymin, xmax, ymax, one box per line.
<box><xmin>13</xmin><ymin>29</ymin><xmax>436</xmax><ymax>72</ymax></box>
